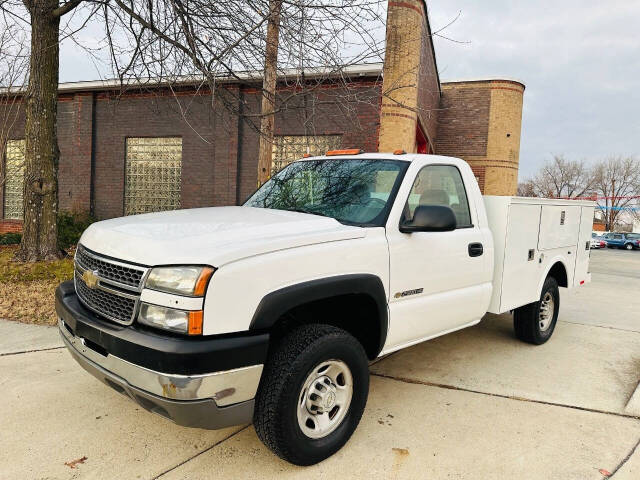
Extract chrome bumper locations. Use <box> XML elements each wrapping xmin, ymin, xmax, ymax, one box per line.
<box><xmin>59</xmin><ymin>319</ymin><xmax>263</xmax><ymax>429</ymax></box>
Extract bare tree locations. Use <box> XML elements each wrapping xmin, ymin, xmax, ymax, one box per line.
<box><xmin>257</xmin><ymin>0</ymin><xmax>282</xmax><ymax>187</ymax></box>
<box><xmin>517</xmin><ymin>180</ymin><xmax>536</xmax><ymax>197</ymax></box>
<box><xmin>526</xmin><ymin>155</ymin><xmax>596</xmax><ymax>199</ymax></box>
<box><xmin>0</xmin><ymin>0</ymin><xmax>388</xmax><ymax>260</ymax></box>
<box><xmin>0</xmin><ymin>22</ymin><xmax>28</xmax><ymax>194</ymax></box>
<box><xmin>592</xmin><ymin>156</ymin><xmax>640</xmax><ymax>231</ymax></box>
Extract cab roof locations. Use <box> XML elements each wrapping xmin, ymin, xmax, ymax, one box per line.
<box><xmin>296</xmin><ymin>152</ymin><xmax>464</xmax><ymax>164</ymax></box>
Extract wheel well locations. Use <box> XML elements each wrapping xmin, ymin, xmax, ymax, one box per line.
<box><xmin>268</xmin><ymin>294</ymin><xmax>383</xmax><ymax>360</ymax></box>
<box><xmin>547</xmin><ymin>261</ymin><xmax>568</xmax><ymax>288</ymax></box>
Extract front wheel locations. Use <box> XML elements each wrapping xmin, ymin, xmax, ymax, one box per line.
<box><xmin>625</xmin><ymin>243</ymin><xmax>634</xmax><ymax>250</ymax></box>
<box><xmin>253</xmin><ymin>324</ymin><xmax>369</xmax><ymax>465</ymax></box>
<box><xmin>513</xmin><ymin>276</ymin><xmax>560</xmax><ymax>345</ymax></box>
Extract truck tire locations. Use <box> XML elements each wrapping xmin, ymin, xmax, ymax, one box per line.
<box><xmin>253</xmin><ymin>324</ymin><xmax>369</xmax><ymax>465</ymax></box>
<box><xmin>513</xmin><ymin>276</ymin><xmax>560</xmax><ymax>345</ymax></box>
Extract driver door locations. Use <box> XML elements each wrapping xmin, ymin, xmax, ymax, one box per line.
<box><xmin>384</xmin><ymin>162</ymin><xmax>492</xmax><ymax>351</ymax></box>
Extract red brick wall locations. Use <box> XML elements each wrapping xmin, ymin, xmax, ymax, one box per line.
<box><xmin>92</xmin><ymin>89</ymin><xmax>239</xmax><ymax>219</ymax></box>
<box><xmin>1</xmin><ymin>92</ymin><xmax>94</xmax><ymax>221</ymax></box>
<box><xmin>58</xmin><ymin>93</ymin><xmax>94</xmax><ymax>213</ymax></box>
<box><xmin>0</xmin><ymin>219</ymin><xmax>22</xmax><ymax>233</ymax></box>
<box><xmin>435</xmin><ymin>84</ymin><xmax>491</xmax><ymax>157</ymax></box>
<box><xmin>4</xmin><ymin>77</ymin><xmax>385</xmax><ymax>221</ymax></box>
<box><xmin>235</xmin><ymin>80</ymin><xmax>382</xmax><ymax>203</ymax></box>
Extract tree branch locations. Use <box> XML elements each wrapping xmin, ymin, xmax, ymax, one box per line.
<box><xmin>52</xmin><ymin>0</ymin><xmax>85</xmax><ymax>18</ymax></box>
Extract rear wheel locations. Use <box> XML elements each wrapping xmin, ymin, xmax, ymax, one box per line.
<box><xmin>253</xmin><ymin>324</ymin><xmax>369</xmax><ymax>466</ymax></box>
<box><xmin>625</xmin><ymin>243</ymin><xmax>634</xmax><ymax>250</ymax></box>
<box><xmin>513</xmin><ymin>276</ymin><xmax>560</xmax><ymax>345</ymax></box>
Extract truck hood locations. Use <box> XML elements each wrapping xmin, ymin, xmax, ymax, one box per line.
<box><xmin>79</xmin><ymin>206</ymin><xmax>366</xmax><ymax>267</ymax></box>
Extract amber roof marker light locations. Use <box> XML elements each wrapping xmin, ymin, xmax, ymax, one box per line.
<box><xmin>325</xmin><ymin>149</ymin><xmax>364</xmax><ymax>156</ymax></box>
<box><xmin>393</xmin><ymin>149</ymin><xmax>407</xmax><ymax>155</ymax></box>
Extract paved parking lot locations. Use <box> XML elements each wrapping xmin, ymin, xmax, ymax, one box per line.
<box><xmin>1</xmin><ymin>248</ymin><xmax>638</xmax><ymax>479</ymax></box>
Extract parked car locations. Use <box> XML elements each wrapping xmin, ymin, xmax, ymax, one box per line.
<box><xmin>604</xmin><ymin>232</ymin><xmax>640</xmax><ymax>250</ymax></box>
<box><xmin>56</xmin><ymin>152</ymin><xmax>595</xmax><ymax>465</ymax></box>
<box><xmin>590</xmin><ymin>233</ymin><xmax>605</xmax><ymax>249</ymax></box>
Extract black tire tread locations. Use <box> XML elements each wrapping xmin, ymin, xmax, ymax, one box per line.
<box><xmin>513</xmin><ymin>276</ymin><xmax>559</xmax><ymax>345</ymax></box>
<box><xmin>253</xmin><ymin>324</ymin><xmax>367</xmax><ymax>465</ymax></box>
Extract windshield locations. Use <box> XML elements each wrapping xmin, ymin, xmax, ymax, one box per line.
<box><xmin>244</xmin><ymin>159</ymin><xmax>408</xmax><ymax>226</ymax></box>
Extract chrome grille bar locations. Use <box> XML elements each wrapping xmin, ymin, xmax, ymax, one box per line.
<box><xmin>74</xmin><ymin>245</ymin><xmax>150</xmax><ymax>325</ymax></box>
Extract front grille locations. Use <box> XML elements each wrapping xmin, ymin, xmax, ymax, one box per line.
<box><xmin>74</xmin><ymin>245</ymin><xmax>148</xmax><ymax>325</ymax></box>
<box><xmin>75</xmin><ymin>245</ymin><xmax>145</xmax><ymax>288</ymax></box>
<box><xmin>76</xmin><ymin>273</ymin><xmax>137</xmax><ymax>324</ymax></box>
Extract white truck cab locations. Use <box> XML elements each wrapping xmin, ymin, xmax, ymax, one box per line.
<box><xmin>56</xmin><ymin>152</ymin><xmax>594</xmax><ymax>465</ymax></box>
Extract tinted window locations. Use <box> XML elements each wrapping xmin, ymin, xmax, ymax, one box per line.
<box><xmin>245</xmin><ymin>159</ymin><xmax>408</xmax><ymax>226</ymax></box>
<box><xmin>404</xmin><ymin>165</ymin><xmax>472</xmax><ymax>228</ymax></box>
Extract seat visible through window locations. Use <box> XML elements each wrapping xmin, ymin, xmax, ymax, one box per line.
<box><xmin>404</xmin><ymin>165</ymin><xmax>472</xmax><ymax>228</ymax></box>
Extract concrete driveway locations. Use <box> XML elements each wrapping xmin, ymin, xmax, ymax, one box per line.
<box><xmin>1</xmin><ymin>248</ymin><xmax>638</xmax><ymax>479</ymax></box>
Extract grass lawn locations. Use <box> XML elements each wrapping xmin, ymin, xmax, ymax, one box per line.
<box><xmin>0</xmin><ymin>245</ymin><xmax>74</xmax><ymax>325</ymax></box>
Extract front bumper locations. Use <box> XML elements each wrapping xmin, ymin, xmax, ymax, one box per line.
<box><xmin>56</xmin><ymin>281</ymin><xmax>268</xmax><ymax>429</ymax></box>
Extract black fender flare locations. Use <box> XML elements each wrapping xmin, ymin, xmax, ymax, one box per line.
<box><xmin>249</xmin><ymin>274</ymin><xmax>389</xmax><ymax>356</ymax></box>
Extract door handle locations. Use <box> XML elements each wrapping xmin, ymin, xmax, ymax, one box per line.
<box><xmin>468</xmin><ymin>242</ymin><xmax>483</xmax><ymax>257</ymax></box>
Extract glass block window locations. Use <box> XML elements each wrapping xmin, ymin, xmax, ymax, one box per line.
<box><xmin>125</xmin><ymin>137</ymin><xmax>182</xmax><ymax>215</ymax></box>
<box><xmin>272</xmin><ymin>135</ymin><xmax>342</xmax><ymax>174</ymax></box>
<box><xmin>3</xmin><ymin>139</ymin><xmax>25</xmax><ymax>220</ymax></box>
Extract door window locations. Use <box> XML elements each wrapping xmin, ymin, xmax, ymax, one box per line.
<box><xmin>404</xmin><ymin>165</ymin><xmax>472</xmax><ymax>228</ymax></box>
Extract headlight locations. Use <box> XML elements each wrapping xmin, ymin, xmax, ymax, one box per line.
<box><xmin>138</xmin><ymin>303</ymin><xmax>203</xmax><ymax>335</ymax></box>
<box><xmin>145</xmin><ymin>266</ymin><xmax>214</xmax><ymax>296</ymax></box>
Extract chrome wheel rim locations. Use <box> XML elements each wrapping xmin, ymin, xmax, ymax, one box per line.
<box><xmin>539</xmin><ymin>292</ymin><xmax>555</xmax><ymax>331</ymax></box>
<box><xmin>297</xmin><ymin>360</ymin><xmax>353</xmax><ymax>439</ymax></box>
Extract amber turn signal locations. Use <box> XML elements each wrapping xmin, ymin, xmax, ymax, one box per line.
<box><xmin>194</xmin><ymin>267</ymin><xmax>215</xmax><ymax>296</ymax></box>
<box><xmin>188</xmin><ymin>310</ymin><xmax>204</xmax><ymax>335</ymax></box>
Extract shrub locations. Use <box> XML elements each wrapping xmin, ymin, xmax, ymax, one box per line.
<box><xmin>57</xmin><ymin>212</ymin><xmax>95</xmax><ymax>250</ymax></box>
<box><xmin>0</xmin><ymin>232</ymin><xmax>21</xmax><ymax>245</ymax></box>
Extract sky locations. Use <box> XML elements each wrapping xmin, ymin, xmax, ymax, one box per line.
<box><xmin>57</xmin><ymin>0</ymin><xmax>640</xmax><ymax>182</ymax></box>
<box><xmin>428</xmin><ymin>0</ymin><xmax>640</xmax><ymax>180</ymax></box>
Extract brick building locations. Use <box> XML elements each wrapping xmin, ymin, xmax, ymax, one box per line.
<box><xmin>0</xmin><ymin>0</ymin><xmax>524</xmax><ymax>232</ymax></box>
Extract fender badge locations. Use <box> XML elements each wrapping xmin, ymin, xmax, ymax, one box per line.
<box><xmin>394</xmin><ymin>288</ymin><xmax>424</xmax><ymax>299</ymax></box>
<box><xmin>82</xmin><ymin>269</ymin><xmax>100</xmax><ymax>289</ymax></box>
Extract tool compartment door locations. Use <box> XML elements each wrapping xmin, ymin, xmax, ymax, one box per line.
<box><xmin>573</xmin><ymin>206</ymin><xmax>593</xmax><ymax>287</ymax></box>
<box><xmin>537</xmin><ymin>205</ymin><xmax>581</xmax><ymax>250</ymax></box>
<box><xmin>500</xmin><ymin>203</ymin><xmax>543</xmax><ymax>312</ymax></box>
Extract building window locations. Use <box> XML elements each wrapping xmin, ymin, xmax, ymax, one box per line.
<box><xmin>125</xmin><ymin>137</ymin><xmax>182</xmax><ymax>216</ymax></box>
<box><xmin>272</xmin><ymin>135</ymin><xmax>342</xmax><ymax>174</ymax></box>
<box><xmin>3</xmin><ymin>139</ymin><xmax>25</xmax><ymax>220</ymax></box>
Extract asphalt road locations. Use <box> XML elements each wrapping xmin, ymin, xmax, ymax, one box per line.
<box><xmin>1</xmin><ymin>248</ymin><xmax>638</xmax><ymax>479</ymax></box>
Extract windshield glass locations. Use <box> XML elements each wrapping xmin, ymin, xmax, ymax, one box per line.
<box><xmin>244</xmin><ymin>159</ymin><xmax>408</xmax><ymax>226</ymax></box>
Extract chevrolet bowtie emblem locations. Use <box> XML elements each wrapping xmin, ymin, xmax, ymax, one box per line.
<box><xmin>82</xmin><ymin>269</ymin><xmax>100</xmax><ymax>289</ymax></box>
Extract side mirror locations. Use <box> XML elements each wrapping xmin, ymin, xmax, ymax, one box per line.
<box><xmin>400</xmin><ymin>205</ymin><xmax>457</xmax><ymax>233</ymax></box>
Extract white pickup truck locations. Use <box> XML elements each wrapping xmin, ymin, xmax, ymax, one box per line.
<box><xmin>56</xmin><ymin>152</ymin><xmax>594</xmax><ymax>465</ymax></box>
